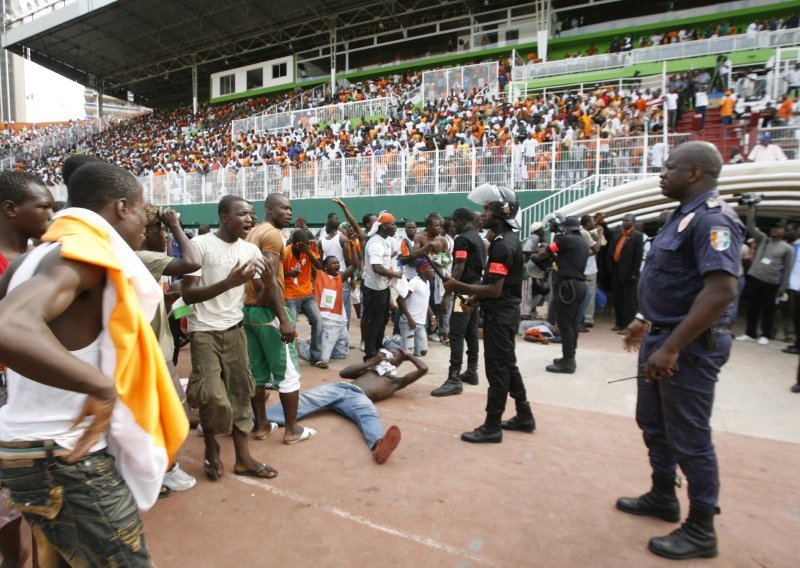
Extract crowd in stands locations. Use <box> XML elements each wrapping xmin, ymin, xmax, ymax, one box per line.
<box><xmin>528</xmin><ymin>14</ymin><xmax>800</xmax><ymax>63</ymax></box>
<box><xmin>5</xmin><ymin>51</ymin><xmax>798</xmax><ymax>189</ymax></box>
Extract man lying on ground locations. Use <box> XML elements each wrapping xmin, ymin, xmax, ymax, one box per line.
<box><xmin>266</xmin><ymin>348</ymin><xmax>427</xmax><ymax>464</ymax></box>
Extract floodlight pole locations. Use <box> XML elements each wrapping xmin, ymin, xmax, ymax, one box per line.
<box><xmin>192</xmin><ymin>56</ymin><xmax>198</xmax><ymax>116</ymax></box>
<box><xmin>330</xmin><ymin>23</ymin><xmax>336</xmax><ymax>101</ymax></box>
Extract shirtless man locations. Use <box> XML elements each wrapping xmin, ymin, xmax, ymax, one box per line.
<box><xmin>266</xmin><ymin>349</ymin><xmax>427</xmax><ymax>464</ymax></box>
<box><xmin>0</xmin><ymin>163</ymin><xmax>183</xmax><ymax>565</ymax></box>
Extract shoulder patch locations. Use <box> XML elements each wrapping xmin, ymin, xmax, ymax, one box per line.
<box><xmin>705</xmin><ymin>197</ymin><xmax>720</xmax><ymax>209</ymax></box>
<box><xmin>710</xmin><ymin>226</ymin><xmax>731</xmax><ymax>251</ymax></box>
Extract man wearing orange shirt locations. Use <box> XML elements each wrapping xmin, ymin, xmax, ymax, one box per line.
<box><xmin>284</xmin><ymin>229</ymin><xmax>324</xmax><ymax>367</ymax></box>
<box><xmin>719</xmin><ymin>90</ymin><xmax>735</xmax><ymax>126</ymax></box>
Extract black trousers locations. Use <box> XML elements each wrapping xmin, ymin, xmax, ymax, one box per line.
<box><xmin>612</xmin><ymin>270</ymin><xmax>638</xmax><ymax>328</ymax></box>
<box><xmin>553</xmin><ymin>279</ymin><xmax>586</xmax><ymax>360</ymax></box>
<box><xmin>793</xmin><ymin>290</ymin><xmax>800</xmax><ymax>349</ymax></box>
<box><xmin>483</xmin><ymin>314</ymin><xmax>527</xmax><ymax>429</ymax></box>
<box><xmin>362</xmin><ymin>286</ymin><xmax>390</xmax><ymax>360</ymax></box>
<box><xmin>745</xmin><ymin>276</ymin><xmax>779</xmax><ymax>339</ymax></box>
<box><xmin>449</xmin><ymin>308</ymin><xmax>480</xmax><ymax>371</ymax></box>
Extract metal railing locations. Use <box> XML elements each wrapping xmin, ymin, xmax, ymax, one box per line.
<box><xmin>513</xmin><ymin>28</ymin><xmax>800</xmax><ymax>83</ymax></box>
<box><xmin>73</xmin><ymin>132</ymin><xmax>687</xmax><ymax>207</ymax></box>
<box><xmin>0</xmin><ymin>122</ymin><xmax>99</xmax><ymax>167</ymax></box>
<box><xmin>231</xmin><ymin>96</ymin><xmax>397</xmax><ymax>137</ymax></box>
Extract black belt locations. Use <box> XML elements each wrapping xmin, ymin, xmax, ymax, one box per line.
<box><xmin>648</xmin><ymin>324</ymin><xmax>729</xmax><ymax>349</ymax></box>
<box><xmin>225</xmin><ymin>321</ymin><xmax>243</xmax><ymax>331</ymax></box>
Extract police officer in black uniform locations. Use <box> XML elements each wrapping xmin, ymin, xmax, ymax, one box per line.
<box><xmin>536</xmin><ymin>214</ymin><xmax>589</xmax><ymax>374</ymax></box>
<box><xmin>444</xmin><ymin>184</ymin><xmax>535</xmax><ymax>443</ymax></box>
<box><xmin>431</xmin><ymin>207</ymin><xmax>487</xmax><ymax>397</ymax></box>
<box><xmin>618</xmin><ymin>141</ymin><xmax>744</xmax><ymax>560</ymax></box>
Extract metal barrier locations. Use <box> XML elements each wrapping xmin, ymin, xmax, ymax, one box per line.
<box><xmin>0</xmin><ymin>122</ymin><xmax>100</xmax><ymax>166</ymax></box>
<box><xmin>513</xmin><ymin>28</ymin><xmax>800</xmax><ymax>83</ymax></box>
<box><xmin>115</xmin><ymin>132</ymin><xmax>691</xmax><ymax>206</ymax></box>
<box><xmin>231</xmin><ymin>96</ymin><xmax>397</xmax><ymax>137</ymax></box>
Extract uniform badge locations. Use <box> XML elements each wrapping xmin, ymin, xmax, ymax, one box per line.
<box><xmin>710</xmin><ymin>227</ymin><xmax>731</xmax><ymax>251</ymax></box>
<box><xmin>677</xmin><ymin>212</ymin><xmax>695</xmax><ymax>233</ymax></box>
<box><xmin>705</xmin><ymin>197</ymin><xmax>720</xmax><ymax>208</ymax></box>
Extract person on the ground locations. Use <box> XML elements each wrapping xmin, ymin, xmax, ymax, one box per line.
<box><xmin>747</xmin><ymin>134</ymin><xmax>788</xmax><ymax>162</ymax></box>
<box><xmin>736</xmin><ymin>205</ymin><xmax>794</xmax><ymax>345</ymax></box>
<box><xmin>608</xmin><ymin>213</ymin><xmax>644</xmax><ymax>332</ymax></box>
<box><xmin>431</xmin><ymin>207</ymin><xmax>486</xmax><ymax>396</ymax></box>
<box><xmin>284</xmin><ymin>229</ymin><xmax>324</xmax><ymax>366</ymax></box>
<box><xmin>619</xmin><ymin>141</ymin><xmax>744</xmax><ymax>560</ymax></box>
<box><xmin>362</xmin><ymin>211</ymin><xmax>402</xmax><ymax>361</ymax></box>
<box><xmin>137</xmin><ymin>205</ymin><xmax>201</xmax><ymax>493</ymax></box>
<box><xmin>537</xmin><ymin>215</ymin><xmax>589</xmax><ymax>374</ymax></box>
<box><xmin>244</xmin><ymin>193</ymin><xmax>316</xmax><ymax>444</ymax></box>
<box><xmin>266</xmin><ymin>348</ymin><xmax>428</xmax><ymax>464</ymax></box>
<box><xmin>0</xmin><ymin>170</ymin><xmax>53</xmax><ymax>567</ymax></box>
<box><xmin>444</xmin><ymin>184</ymin><xmax>535</xmax><ymax>443</ymax></box>
<box><xmin>396</xmin><ymin>258</ymin><xmax>437</xmax><ymax>357</ymax></box>
<box><xmin>0</xmin><ymin>163</ymin><xmax>188</xmax><ymax>565</ymax></box>
<box><xmin>182</xmin><ymin>195</ymin><xmax>277</xmax><ymax>480</ymax></box>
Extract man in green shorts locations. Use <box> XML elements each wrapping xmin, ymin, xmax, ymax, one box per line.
<box><xmin>244</xmin><ymin>193</ymin><xmax>316</xmax><ymax>445</ymax></box>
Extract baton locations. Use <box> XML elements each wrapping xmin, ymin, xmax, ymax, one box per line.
<box><xmin>607</xmin><ymin>363</ymin><xmax>679</xmax><ymax>384</ymax></box>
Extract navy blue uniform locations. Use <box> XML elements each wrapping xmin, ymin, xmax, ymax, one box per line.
<box><xmin>636</xmin><ymin>190</ymin><xmax>744</xmax><ymax>509</ymax></box>
<box><xmin>481</xmin><ymin>229</ymin><xmax>526</xmax><ymax>428</ymax></box>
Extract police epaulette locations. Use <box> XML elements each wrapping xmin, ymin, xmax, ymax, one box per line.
<box><xmin>705</xmin><ymin>197</ymin><xmax>720</xmax><ymax>209</ymax></box>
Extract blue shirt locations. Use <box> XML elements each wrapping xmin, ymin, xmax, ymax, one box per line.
<box><xmin>638</xmin><ymin>189</ymin><xmax>745</xmax><ymax>326</ymax></box>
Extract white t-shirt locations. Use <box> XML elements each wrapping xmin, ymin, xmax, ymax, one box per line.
<box><xmin>404</xmin><ymin>276</ymin><xmax>431</xmax><ymax>324</ymax></box>
<box><xmin>665</xmin><ymin>92</ymin><xmax>678</xmax><ymax>111</ymax></box>
<box><xmin>364</xmin><ymin>234</ymin><xmax>394</xmax><ymax>291</ymax></box>
<box><xmin>748</xmin><ymin>144</ymin><xmax>788</xmax><ymax>162</ymax></box>
<box><xmin>187</xmin><ymin>233</ymin><xmax>262</xmax><ymax>332</ymax></box>
<box><xmin>695</xmin><ymin>91</ymin><xmax>709</xmax><ymax>108</ymax></box>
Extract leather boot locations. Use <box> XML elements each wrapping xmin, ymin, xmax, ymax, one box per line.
<box><xmin>545</xmin><ymin>357</ymin><xmax>576</xmax><ymax>374</ymax></box>
<box><xmin>461</xmin><ymin>424</ymin><xmax>502</xmax><ymax>443</ymax></box>
<box><xmin>648</xmin><ymin>506</ymin><xmax>719</xmax><ymax>560</ymax></box>
<box><xmin>459</xmin><ymin>364</ymin><xmax>479</xmax><ymax>385</ymax></box>
<box><xmin>431</xmin><ymin>367</ymin><xmax>463</xmax><ymax>397</ymax></box>
<box><xmin>616</xmin><ymin>473</ymin><xmax>681</xmax><ymax>522</ymax></box>
<box><xmin>501</xmin><ymin>401</ymin><xmax>536</xmax><ymax>433</ymax></box>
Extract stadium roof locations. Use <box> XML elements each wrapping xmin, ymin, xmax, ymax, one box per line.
<box><xmin>2</xmin><ymin>0</ymin><xmax>526</xmax><ymax>108</ymax></box>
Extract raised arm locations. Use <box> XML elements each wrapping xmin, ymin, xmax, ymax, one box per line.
<box><xmin>161</xmin><ymin>209</ymin><xmax>201</xmax><ymax>276</ymax></box>
<box><xmin>332</xmin><ymin>197</ymin><xmax>365</xmax><ymax>245</ymax></box>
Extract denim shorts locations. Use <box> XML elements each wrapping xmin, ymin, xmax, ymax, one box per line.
<box><xmin>0</xmin><ymin>448</ymin><xmax>152</xmax><ymax>567</ymax></box>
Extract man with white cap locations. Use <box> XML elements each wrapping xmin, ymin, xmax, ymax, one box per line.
<box><xmin>362</xmin><ymin>211</ymin><xmax>402</xmax><ymax>361</ymax></box>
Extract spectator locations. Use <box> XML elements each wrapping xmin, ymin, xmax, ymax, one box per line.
<box><xmin>748</xmin><ymin>134</ymin><xmax>788</xmax><ymax>162</ymax></box>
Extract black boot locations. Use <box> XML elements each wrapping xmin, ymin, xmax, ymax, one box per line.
<box><xmin>616</xmin><ymin>474</ymin><xmax>681</xmax><ymax>522</ymax></box>
<box><xmin>431</xmin><ymin>368</ymin><xmax>463</xmax><ymax>397</ymax></box>
<box><xmin>501</xmin><ymin>401</ymin><xmax>536</xmax><ymax>433</ymax></box>
<box><xmin>459</xmin><ymin>364</ymin><xmax>479</xmax><ymax>385</ymax></box>
<box><xmin>461</xmin><ymin>425</ymin><xmax>502</xmax><ymax>443</ymax></box>
<box><xmin>648</xmin><ymin>506</ymin><xmax>719</xmax><ymax>560</ymax></box>
<box><xmin>545</xmin><ymin>357</ymin><xmax>576</xmax><ymax>374</ymax></box>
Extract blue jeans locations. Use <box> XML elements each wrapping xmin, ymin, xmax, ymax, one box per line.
<box><xmin>0</xmin><ymin>449</ymin><xmax>151</xmax><ymax>566</ymax></box>
<box><xmin>298</xmin><ymin>319</ymin><xmax>349</xmax><ymax>363</ymax></box>
<box><xmin>266</xmin><ymin>383</ymin><xmax>384</xmax><ymax>448</ymax></box>
<box><xmin>342</xmin><ymin>278</ymin><xmax>351</xmax><ymax>327</ymax></box>
<box><xmin>286</xmin><ymin>295</ymin><xmax>322</xmax><ymax>363</ymax></box>
<box><xmin>398</xmin><ymin>315</ymin><xmax>428</xmax><ymax>355</ymax></box>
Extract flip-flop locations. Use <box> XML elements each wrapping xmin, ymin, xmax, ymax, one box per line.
<box><xmin>254</xmin><ymin>422</ymin><xmax>279</xmax><ymax>441</ymax></box>
<box><xmin>234</xmin><ymin>463</ymin><xmax>278</xmax><ymax>479</ymax></box>
<box><xmin>203</xmin><ymin>458</ymin><xmax>223</xmax><ymax>481</ymax></box>
<box><xmin>284</xmin><ymin>426</ymin><xmax>317</xmax><ymax>445</ymax></box>
<box><xmin>373</xmin><ymin>425</ymin><xmax>402</xmax><ymax>464</ymax></box>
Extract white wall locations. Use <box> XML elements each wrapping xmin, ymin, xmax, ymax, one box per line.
<box><xmin>210</xmin><ymin>55</ymin><xmax>294</xmax><ymax>99</ymax></box>
<box><xmin>23</xmin><ymin>59</ymin><xmax>86</xmax><ymax>122</ymax></box>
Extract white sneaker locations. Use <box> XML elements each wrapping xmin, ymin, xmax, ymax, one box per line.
<box><xmin>757</xmin><ymin>336</ymin><xmax>769</xmax><ymax>346</ymax></box>
<box><xmin>735</xmin><ymin>334</ymin><xmax>754</xmax><ymax>342</ymax></box>
<box><xmin>162</xmin><ymin>463</ymin><xmax>196</xmax><ymax>492</ymax></box>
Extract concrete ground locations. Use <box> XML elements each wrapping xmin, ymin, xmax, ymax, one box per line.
<box><xmin>145</xmin><ymin>315</ymin><xmax>800</xmax><ymax>567</ymax></box>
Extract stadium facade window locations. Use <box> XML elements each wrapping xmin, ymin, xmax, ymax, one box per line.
<box><xmin>246</xmin><ymin>68</ymin><xmax>263</xmax><ymax>90</ymax></box>
<box><xmin>272</xmin><ymin>62</ymin><xmax>287</xmax><ymax>79</ymax></box>
<box><xmin>220</xmin><ymin>74</ymin><xmax>235</xmax><ymax>96</ymax></box>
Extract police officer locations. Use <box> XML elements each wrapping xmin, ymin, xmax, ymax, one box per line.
<box><xmin>618</xmin><ymin>141</ymin><xmax>744</xmax><ymax>560</ymax></box>
<box><xmin>431</xmin><ymin>207</ymin><xmax>487</xmax><ymax>396</ymax></box>
<box><xmin>444</xmin><ymin>184</ymin><xmax>535</xmax><ymax>442</ymax></box>
<box><xmin>536</xmin><ymin>214</ymin><xmax>589</xmax><ymax>374</ymax></box>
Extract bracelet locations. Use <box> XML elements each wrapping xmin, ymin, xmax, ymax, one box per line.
<box><xmin>634</xmin><ymin>313</ymin><xmax>649</xmax><ymax>324</ymax></box>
